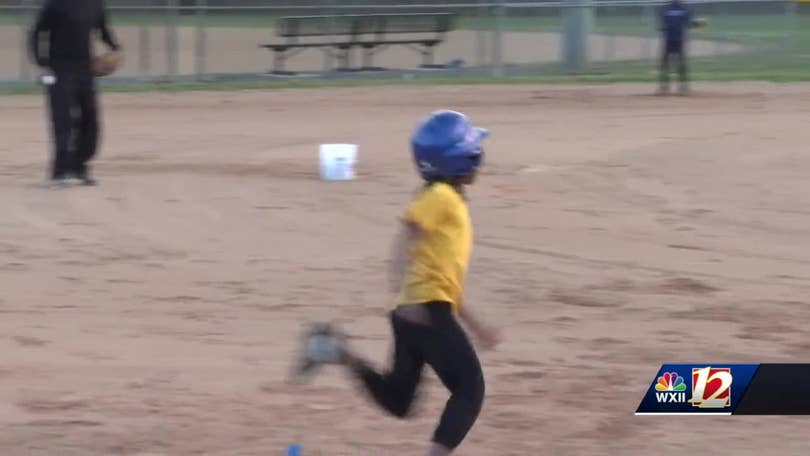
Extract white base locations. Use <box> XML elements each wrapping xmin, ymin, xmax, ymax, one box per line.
<box><xmin>319</xmin><ymin>143</ymin><xmax>357</xmax><ymax>181</ymax></box>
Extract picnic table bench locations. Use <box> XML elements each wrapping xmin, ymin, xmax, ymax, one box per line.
<box><xmin>260</xmin><ymin>13</ymin><xmax>457</xmax><ymax>73</ymax></box>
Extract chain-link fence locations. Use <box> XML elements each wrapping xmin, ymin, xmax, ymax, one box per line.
<box><xmin>0</xmin><ymin>0</ymin><xmax>803</xmax><ymax>84</ymax></box>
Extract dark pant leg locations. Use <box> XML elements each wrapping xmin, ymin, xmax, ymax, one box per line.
<box><xmin>421</xmin><ymin>304</ymin><xmax>485</xmax><ymax>450</ymax></box>
<box><xmin>73</xmin><ymin>74</ymin><xmax>99</xmax><ymax>176</ymax></box>
<box><xmin>354</xmin><ymin>314</ymin><xmax>425</xmax><ymax>418</ymax></box>
<box><xmin>353</xmin><ymin>303</ymin><xmax>485</xmax><ymax>450</ymax></box>
<box><xmin>659</xmin><ymin>46</ymin><xmax>671</xmax><ymax>90</ymax></box>
<box><xmin>676</xmin><ymin>47</ymin><xmax>688</xmax><ymax>86</ymax></box>
<box><xmin>46</xmin><ymin>71</ymin><xmax>77</xmax><ymax>178</ymax></box>
<box><xmin>660</xmin><ymin>41</ymin><xmax>685</xmax><ymax>91</ymax></box>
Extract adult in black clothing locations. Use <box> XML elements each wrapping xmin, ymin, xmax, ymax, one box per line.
<box><xmin>30</xmin><ymin>0</ymin><xmax>120</xmax><ymax>185</ymax></box>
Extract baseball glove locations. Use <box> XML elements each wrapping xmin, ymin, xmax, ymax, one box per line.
<box><xmin>92</xmin><ymin>50</ymin><xmax>123</xmax><ymax>77</ymax></box>
<box><xmin>692</xmin><ymin>18</ymin><xmax>708</xmax><ymax>28</ymax></box>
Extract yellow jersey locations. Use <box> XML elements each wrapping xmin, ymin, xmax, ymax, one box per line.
<box><xmin>396</xmin><ymin>182</ymin><xmax>472</xmax><ymax>313</ymax></box>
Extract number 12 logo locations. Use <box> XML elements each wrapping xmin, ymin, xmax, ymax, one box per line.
<box><xmin>690</xmin><ymin>367</ymin><xmax>732</xmax><ymax>408</ymax></box>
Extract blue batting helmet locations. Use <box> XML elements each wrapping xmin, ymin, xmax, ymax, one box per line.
<box><xmin>411</xmin><ymin>110</ymin><xmax>489</xmax><ymax>181</ymax></box>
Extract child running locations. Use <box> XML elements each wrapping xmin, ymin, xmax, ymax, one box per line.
<box><xmin>295</xmin><ymin>110</ymin><xmax>500</xmax><ymax>455</ymax></box>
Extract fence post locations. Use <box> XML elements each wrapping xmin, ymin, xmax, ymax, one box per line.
<box><xmin>195</xmin><ymin>0</ymin><xmax>207</xmax><ymax>79</ymax></box>
<box><xmin>138</xmin><ymin>15</ymin><xmax>150</xmax><ymax>76</ymax></box>
<box><xmin>712</xmin><ymin>0</ymin><xmax>721</xmax><ymax>57</ymax></box>
<box><xmin>323</xmin><ymin>0</ymin><xmax>335</xmax><ymax>74</ymax></box>
<box><xmin>492</xmin><ymin>0</ymin><xmax>505</xmax><ymax>77</ymax></box>
<box><xmin>166</xmin><ymin>0</ymin><xmax>179</xmax><ymax>78</ymax></box>
<box><xmin>785</xmin><ymin>0</ymin><xmax>798</xmax><ymax>51</ymax></box>
<box><xmin>605</xmin><ymin>4</ymin><xmax>616</xmax><ymax>62</ymax></box>
<box><xmin>475</xmin><ymin>0</ymin><xmax>487</xmax><ymax>66</ymax></box>
<box><xmin>641</xmin><ymin>3</ymin><xmax>653</xmax><ymax>62</ymax></box>
<box><xmin>562</xmin><ymin>0</ymin><xmax>593</xmax><ymax>72</ymax></box>
<box><xmin>18</xmin><ymin>0</ymin><xmax>33</xmax><ymax>82</ymax></box>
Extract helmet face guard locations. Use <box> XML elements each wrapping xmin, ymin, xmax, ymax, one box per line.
<box><xmin>470</xmin><ymin>147</ymin><xmax>484</xmax><ymax>169</ymax></box>
<box><xmin>458</xmin><ymin>147</ymin><xmax>484</xmax><ymax>179</ymax></box>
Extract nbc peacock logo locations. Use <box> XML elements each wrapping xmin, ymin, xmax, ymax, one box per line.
<box><xmin>655</xmin><ymin>372</ymin><xmax>687</xmax><ymax>403</ymax></box>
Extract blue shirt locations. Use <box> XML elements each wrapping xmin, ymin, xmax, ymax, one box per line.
<box><xmin>660</xmin><ymin>1</ymin><xmax>693</xmax><ymax>43</ymax></box>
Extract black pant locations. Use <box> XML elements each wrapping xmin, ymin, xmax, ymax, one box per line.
<box><xmin>354</xmin><ymin>302</ymin><xmax>485</xmax><ymax>450</ymax></box>
<box><xmin>46</xmin><ymin>65</ymin><xmax>99</xmax><ymax>179</ymax></box>
<box><xmin>659</xmin><ymin>41</ymin><xmax>688</xmax><ymax>90</ymax></box>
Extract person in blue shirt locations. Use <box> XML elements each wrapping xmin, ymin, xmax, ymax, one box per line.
<box><xmin>658</xmin><ymin>0</ymin><xmax>704</xmax><ymax>94</ymax></box>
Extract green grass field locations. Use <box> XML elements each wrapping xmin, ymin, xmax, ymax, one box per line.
<box><xmin>2</xmin><ymin>8</ymin><xmax>803</xmax><ymax>39</ymax></box>
<box><xmin>3</xmin><ymin>8</ymin><xmax>810</xmax><ymax>92</ymax></box>
<box><xmin>3</xmin><ymin>56</ymin><xmax>809</xmax><ymax>97</ymax></box>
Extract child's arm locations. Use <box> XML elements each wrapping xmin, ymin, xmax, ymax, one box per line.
<box><xmin>389</xmin><ymin>221</ymin><xmax>419</xmax><ymax>293</ymax></box>
<box><xmin>458</xmin><ymin>303</ymin><xmax>501</xmax><ymax>350</ymax></box>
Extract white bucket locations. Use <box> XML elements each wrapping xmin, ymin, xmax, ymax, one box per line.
<box><xmin>319</xmin><ymin>144</ymin><xmax>357</xmax><ymax>181</ymax></box>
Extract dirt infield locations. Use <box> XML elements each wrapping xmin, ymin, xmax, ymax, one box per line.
<box><xmin>2</xmin><ymin>25</ymin><xmax>743</xmax><ymax>79</ymax></box>
<box><xmin>3</xmin><ymin>82</ymin><xmax>810</xmax><ymax>455</ymax></box>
